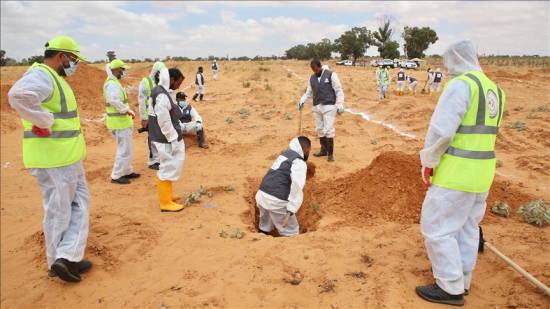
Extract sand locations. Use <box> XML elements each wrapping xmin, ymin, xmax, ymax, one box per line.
<box><xmin>1</xmin><ymin>60</ymin><xmax>549</xmax><ymax>308</ymax></box>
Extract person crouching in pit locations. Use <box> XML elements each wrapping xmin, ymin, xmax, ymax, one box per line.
<box><xmin>255</xmin><ymin>136</ymin><xmax>311</xmax><ymax>236</ymax></box>
<box><xmin>175</xmin><ymin>91</ymin><xmax>208</xmax><ymax>149</ymax></box>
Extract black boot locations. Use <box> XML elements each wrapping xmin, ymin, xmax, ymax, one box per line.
<box><xmin>415</xmin><ymin>284</ymin><xmax>464</xmax><ymax>306</ymax></box>
<box><xmin>49</xmin><ymin>259</ymin><xmax>92</xmax><ymax>278</ymax></box>
<box><xmin>327</xmin><ymin>137</ymin><xmax>335</xmax><ymax>162</ymax></box>
<box><xmin>199</xmin><ymin>94</ymin><xmax>204</xmax><ymax>101</ymax></box>
<box><xmin>197</xmin><ymin>129</ymin><xmax>209</xmax><ymax>149</ymax></box>
<box><xmin>192</xmin><ymin>93</ymin><xmax>198</xmax><ymax>101</ymax></box>
<box><xmin>313</xmin><ymin>137</ymin><xmax>327</xmax><ymax>157</ymax></box>
<box><xmin>51</xmin><ymin>258</ymin><xmax>81</xmax><ymax>283</ymax></box>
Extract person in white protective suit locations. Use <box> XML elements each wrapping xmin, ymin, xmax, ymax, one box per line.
<box><xmin>192</xmin><ymin>66</ymin><xmax>205</xmax><ymax>101</ymax></box>
<box><xmin>376</xmin><ymin>66</ymin><xmax>391</xmax><ymax>100</ymax></box>
<box><xmin>211</xmin><ymin>60</ymin><xmax>219</xmax><ymax>81</ymax></box>
<box><xmin>255</xmin><ymin>136</ymin><xmax>311</xmax><ymax>236</ymax></box>
<box><xmin>8</xmin><ymin>35</ymin><xmax>92</xmax><ymax>283</ymax></box>
<box><xmin>430</xmin><ymin>68</ymin><xmax>444</xmax><ymax>93</ymax></box>
<box><xmin>416</xmin><ymin>40</ymin><xmax>506</xmax><ymax>306</ymax></box>
<box><xmin>137</xmin><ymin>61</ymin><xmax>165</xmax><ymax>170</ymax></box>
<box><xmin>298</xmin><ymin>59</ymin><xmax>345</xmax><ymax>162</ymax></box>
<box><xmin>424</xmin><ymin>67</ymin><xmax>435</xmax><ymax>94</ymax></box>
<box><xmin>396</xmin><ymin>68</ymin><xmax>406</xmax><ymax>95</ymax></box>
<box><xmin>103</xmin><ymin>59</ymin><xmax>139</xmax><ymax>184</ymax></box>
<box><xmin>175</xmin><ymin>91</ymin><xmax>209</xmax><ymax>149</ymax></box>
<box><xmin>407</xmin><ymin>75</ymin><xmax>419</xmax><ymax>95</ymax></box>
<box><xmin>147</xmin><ymin>67</ymin><xmax>186</xmax><ymax>212</ymax></box>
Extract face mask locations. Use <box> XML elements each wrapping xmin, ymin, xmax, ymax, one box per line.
<box><xmin>120</xmin><ymin>70</ymin><xmax>128</xmax><ymax>80</ymax></box>
<box><xmin>178</xmin><ymin>100</ymin><xmax>188</xmax><ymax>109</ymax></box>
<box><xmin>62</xmin><ymin>55</ymin><xmax>78</xmax><ymax>77</ymax></box>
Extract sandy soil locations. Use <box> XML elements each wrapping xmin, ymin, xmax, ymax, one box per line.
<box><xmin>1</xmin><ymin>60</ymin><xmax>549</xmax><ymax>308</ymax></box>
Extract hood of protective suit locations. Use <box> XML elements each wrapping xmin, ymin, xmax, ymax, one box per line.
<box><xmin>443</xmin><ymin>40</ymin><xmax>481</xmax><ymax>77</ymax></box>
<box><xmin>105</xmin><ymin>63</ymin><xmax>115</xmax><ymax>79</ymax></box>
<box><xmin>158</xmin><ymin>67</ymin><xmax>170</xmax><ymax>90</ymax></box>
<box><xmin>150</xmin><ymin>61</ymin><xmax>164</xmax><ymax>78</ymax></box>
<box><xmin>288</xmin><ymin>137</ymin><xmax>304</xmax><ymax>159</ymax></box>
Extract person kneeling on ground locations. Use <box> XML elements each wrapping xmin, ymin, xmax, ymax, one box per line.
<box><xmin>255</xmin><ymin>136</ymin><xmax>311</xmax><ymax>236</ymax></box>
<box><xmin>175</xmin><ymin>91</ymin><xmax>209</xmax><ymax>149</ymax></box>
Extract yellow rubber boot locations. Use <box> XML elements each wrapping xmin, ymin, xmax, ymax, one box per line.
<box><xmin>157</xmin><ymin>178</ymin><xmax>184</xmax><ymax>212</ymax></box>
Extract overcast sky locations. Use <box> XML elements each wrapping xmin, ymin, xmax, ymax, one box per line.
<box><xmin>1</xmin><ymin>1</ymin><xmax>549</xmax><ymax>61</ymax></box>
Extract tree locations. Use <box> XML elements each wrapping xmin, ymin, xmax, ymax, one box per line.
<box><xmin>402</xmin><ymin>26</ymin><xmax>438</xmax><ymax>59</ymax></box>
<box><xmin>373</xmin><ymin>18</ymin><xmax>401</xmax><ymax>59</ymax></box>
<box><xmin>27</xmin><ymin>55</ymin><xmax>44</xmax><ymax>64</ymax></box>
<box><xmin>334</xmin><ymin>27</ymin><xmax>374</xmax><ymax>64</ymax></box>
<box><xmin>285</xmin><ymin>39</ymin><xmax>335</xmax><ymax>60</ymax></box>
<box><xmin>0</xmin><ymin>50</ymin><xmax>5</xmax><ymax>66</ymax></box>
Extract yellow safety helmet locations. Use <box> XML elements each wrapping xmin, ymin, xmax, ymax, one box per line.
<box><xmin>45</xmin><ymin>35</ymin><xmax>88</xmax><ymax>62</ymax></box>
<box><xmin>109</xmin><ymin>59</ymin><xmax>129</xmax><ymax>70</ymax></box>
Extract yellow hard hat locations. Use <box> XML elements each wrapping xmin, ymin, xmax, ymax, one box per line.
<box><xmin>109</xmin><ymin>59</ymin><xmax>129</xmax><ymax>70</ymax></box>
<box><xmin>45</xmin><ymin>35</ymin><xmax>88</xmax><ymax>62</ymax></box>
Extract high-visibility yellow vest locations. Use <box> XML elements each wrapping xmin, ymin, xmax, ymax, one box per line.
<box><xmin>21</xmin><ymin>63</ymin><xmax>86</xmax><ymax>168</ymax></box>
<box><xmin>103</xmin><ymin>77</ymin><xmax>133</xmax><ymax>130</ymax></box>
<box><xmin>141</xmin><ymin>76</ymin><xmax>156</xmax><ymax>114</ymax></box>
<box><xmin>432</xmin><ymin>70</ymin><xmax>506</xmax><ymax>193</ymax></box>
<box><xmin>377</xmin><ymin>69</ymin><xmax>389</xmax><ymax>84</ymax></box>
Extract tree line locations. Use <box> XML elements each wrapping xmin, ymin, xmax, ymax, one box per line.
<box><xmin>285</xmin><ymin>18</ymin><xmax>439</xmax><ymax>63</ymax></box>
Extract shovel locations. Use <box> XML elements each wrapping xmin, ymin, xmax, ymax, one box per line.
<box><xmin>479</xmin><ymin>226</ymin><xmax>550</xmax><ymax>296</ymax></box>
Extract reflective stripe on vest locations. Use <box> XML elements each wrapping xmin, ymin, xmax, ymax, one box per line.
<box><xmin>21</xmin><ymin>63</ymin><xmax>85</xmax><ymax>168</ymax></box>
<box><xmin>432</xmin><ymin>70</ymin><xmax>506</xmax><ymax>193</ymax></box>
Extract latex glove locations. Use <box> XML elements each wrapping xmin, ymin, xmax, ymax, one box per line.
<box><xmin>32</xmin><ymin>125</ymin><xmax>50</xmax><ymax>137</ymax></box>
<box><xmin>282</xmin><ymin>211</ymin><xmax>294</xmax><ymax>228</ymax></box>
<box><xmin>127</xmin><ymin>110</ymin><xmax>136</xmax><ymax>119</ymax></box>
<box><xmin>421</xmin><ymin>166</ymin><xmax>433</xmax><ymax>187</ymax></box>
<box><xmin>337</xmin><ymin>105</ymin><xmax>345</xmax><ymax>114</ymax></box>
<box><xmin>141</xmin><ymin>120</ymin><xmax>148</xmax><ymax>129</ymax></box>
<box><xmin>170</xmin><ymin>140</ymin><xmax>179</xmax><ymax>153</ymax></box>
<box><xmin>298</xmin><ymin>101</ymin><xmax>305</xmax><ymax>111</ymax></box>
<box><xmin>195</xmin><ymin>121</ymin><xmax>203</xmax><ymax>131</ymax></box>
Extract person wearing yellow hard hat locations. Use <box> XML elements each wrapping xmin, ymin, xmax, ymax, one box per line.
<box><xmin>8</xmin><ymin>35</ymin><xmax>92</xmax><ymax>283</ymax></box>
<box><xmin>103</xmin><ymin>58</ymin><xmax>139</xmax><ymax>184</ymax></box>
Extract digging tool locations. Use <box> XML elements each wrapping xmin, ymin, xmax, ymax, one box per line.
<box><xmin>297</xmin><ymin>109</ymin><xmax>303</xmax><ymax>135</ymax></box>
<box><xmin>479</xmin><ymin>226</ymin><xmax>550</xmax><ymax>296</ymax></box>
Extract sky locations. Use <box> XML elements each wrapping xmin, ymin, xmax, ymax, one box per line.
<box><xmin>1</xmin><ymin>1</ymin><xmax>549</xmax><ymax>61</ymax></box>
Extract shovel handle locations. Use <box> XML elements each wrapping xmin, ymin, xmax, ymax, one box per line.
<box><xmin>298</xmin><ymin>109</ymin><xmax>303</xmax><ymax>135</ymax></box>
<box><xmin>485</xmin><ymin>241</ymin><xmax>550</xmax><ymax>296</ymax></box>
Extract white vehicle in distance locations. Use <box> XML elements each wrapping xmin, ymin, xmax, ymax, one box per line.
<box><xmin>370</xmin><ymin>60</ymin><xmax>379</xmax><ymax>67</ymax></box>
<box><xmin>400</xmin><ymin>60</ymin><xmax>418</xmax><ymax>69</ymax></box>
<box><xmin>336</xmin><ymin>59</ymin><xmax>354</xmax><ymax>66</ymax></box>
<box><xmin>380</xmin><ymin>59</ymin><xmax>395</xmax><ymax>67</ymax></box>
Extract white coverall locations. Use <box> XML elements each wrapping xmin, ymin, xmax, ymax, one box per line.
<box><xmin>138</xmin><ymin>62</ymin><xmax>163</xmax><ymax>166</ymax></box>
<box><xmin>299</xmin><ymin>70</ymin><xmax>345</xmax><ymax>138</ymax></box>
<box><xmin>211</xmin><ymin>62</ymin><xmax>219</xmax><ymax>80</ymax></box>
<box><xmin>408</xmin><ymin>76</ymin><xmax>418</xmax><ymax>93</ymax></box>
<box><xmin>178</xmin><ymin>104</ymin><xmax>204</xmax><ymax>134</ymax></box>
<box><xmin>195</xmin><ymin>73</ymin><xmax>205</xmax><ymax>95</ymax></box>
<box><xmin>255</xmin><ymin>138</ymin><xmax>307</xmax><ymax>236</ymax></box>
<box><xmin>104</xmin><ymin>65</ymin><xmax>134</xmax><ymax>180</ymax></box>
<box><xmin>376</xmin><ymin>68</ymin><xmax>390</xmax><ymax>99</ymax></box>
<box><xmin>152</xmin><ymin>68</ymin><xmax>185</xmax><ymax>181</ymax></box>
<box><xmin>8</xmin><ymin>66</ymin><xmax>90</xmax><ymax>269</ymax></box>
<box><xmin>419</xmin><ymin>40</ymin><xmax>486</xmax><ymax>295</ymax></box>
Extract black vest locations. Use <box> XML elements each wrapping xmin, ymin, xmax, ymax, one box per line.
<box><xmin>148</xmin><ymin>86</ymin><xmax>183</xmax><ymax>144</ymax></box>
<box><xmin>179</xmin><ymin>104</ymin><xmax>193</xmax><ymax>123</ymax></box>
<box><xmin>397</xmin><ymin>72</ymin><xmax>405</xmax><ymax>81</ymax></box>
<box><xmin>212</xmin><ymin>63</ymin><xmax>218</xmax><ymax>70</ymax></box>
<box><xmin>195</xmin><ymin>73</ymin><xmax>204</xmax><ymax>85</ymax></box>
<box><xmin>434</xmin><ymin>72</ymin><xmax>442</xmax><ymax>83</ymax></box>
<box><xmin>259</xmin><ymin>149</ymin><xmax>303</xmax><ymax>201</ymax></box>
<box><xmin>310</xmin><ymin>70</ymin><xmax>336</xmax><ymax>106</ymax></box>
<box><xmin>409</xmin><ymin>76</ymin><xmax>417</xmax><ymax>83</ymax></box>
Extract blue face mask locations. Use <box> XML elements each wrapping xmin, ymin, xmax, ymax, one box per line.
<box><xmin>178</xmin><ymin>100</ymin><xmax>188</xmax><ymax>109</ymax></box>
<box><xmin>63</xmin><ymin>54</ymin><xmax>78</xmax><ymax>77</ymax></box>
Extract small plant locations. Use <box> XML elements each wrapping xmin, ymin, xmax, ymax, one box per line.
<box><xmin>311</xmin><ymin>202</ymin><xmax>320</xmax><ymax>213</ymax></box>
<box><xmin>224</xmin><ymin>185</ymin><xmax>235</xmax><ymax>192</ymax></box>
<box><xmin>284</xmin><ymin>112</ymin><xmax>293</xmax><ymax>120</ymax></box>
<box><xmin>287</xmin><ymin>72</ymin><xmax>293</xmax><ymax>78</ymax></box>
<box><xmin>319</xmin><ymin>279</ymin><xmax>337</xmax><ymax>293</ymax></box>
<box><xmin>532</xmin><ymin>105</ymin><xmax>550</xmax><ymax>113</ymax></box>
<box><xmin>491</xmin><ymin>201</ymin><xmax>511</xmax><ymax>217</ymax></box>
<box><xmin>283</xmin><ymin>271</ymin><xmax>304</xmax><ymax>285</ymax></box>
<box><xmin>264</xmin><ymin>83</ymin><xmax>272</xmax><ymax>91</ymax></box>
<box><xmin>239</xmin><ymin>108</ymin><xmax>250</xmax><ymax>119</ymax></box>
<box><xmin>513</xmin><ymin>106</ymin><xmax>524</xmax><ymax>112</ymax></box>
<box><xmin>184</xmin><ymin>191</ymin><xmax>202</xmax><ymax>207</ymax></box>
<box><xmin>360</xmin><ymin>253</ymin><xmax>374</xmax><ymax>266</ymax></box>
<box><xmin>229</xmin><ymin>228</ymin><xmax>245</xmax><ymax>239</ymax></box>
<box><xmin>262</xmin><ymin>111</ymin><xmax>273</xmax><ymax>120</ymax></box>
<box><xmin>242</xmin><ymin>80</ymin><xmax>251</xmax><ymax>88</ymax></box>
<box><xmin>370</xmin><ymin>138</ymin><xmax>378</xmax><ymax>145</ymax></box>
<box><xmin>345</xmin><ymin>271</ymin><xmax>366</xmax><ymax>279</ymax></box>
<box><xmin>259</xmin><ymin>66</ymin><xmax>270</xmax><ymax>72</ymax></box>
<box><xmin>506</xmin><ymin>121</ymin><xmax>527</xmax><ymax>131</ymax></box>
<box><xmin>517</xmin><ymin>199</ymin><xmax>550</xmax><ymax>227</ymax></box>
<box><xmin>225</xmin><ymin>117</ymin><xmax>234</xmax><ymax>124</ymax></box>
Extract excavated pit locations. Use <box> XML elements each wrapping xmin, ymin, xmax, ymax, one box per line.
<box><xmin>245</xmin><ymin>151</ymin><xmax>535</xmax><ymax>233</ymax></box>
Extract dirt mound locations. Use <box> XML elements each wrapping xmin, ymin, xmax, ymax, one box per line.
<box><xmin>315</xmin><ymin>152</ymin><xmax>535</xmax><ymax>225</ymax></box>
<box><xmin>66</xmin><ymin>64</ymin><xmax>108</xmax><ymax>114</ymax></box>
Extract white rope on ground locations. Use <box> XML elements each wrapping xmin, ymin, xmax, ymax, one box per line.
<box><xmin>345</xmin><ymin>108</ymin><xmax>417</xmax><ymax>139</ymax></box>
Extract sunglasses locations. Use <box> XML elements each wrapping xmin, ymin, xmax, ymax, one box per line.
<box><xmin>64</xmin><ymin>53</ymin><xmax>79</xmax><ymax>64</ymax></box>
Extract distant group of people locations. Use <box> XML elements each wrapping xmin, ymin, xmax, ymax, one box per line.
<box><xmin>9</xmin><ymin>34</ymin><xmax>508</xmax><ymax>309</ymax></box>
<box><xmin>376</xmin><ymin>65</ymin><xmax>444</xmax><ymax>100</ymax></box>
